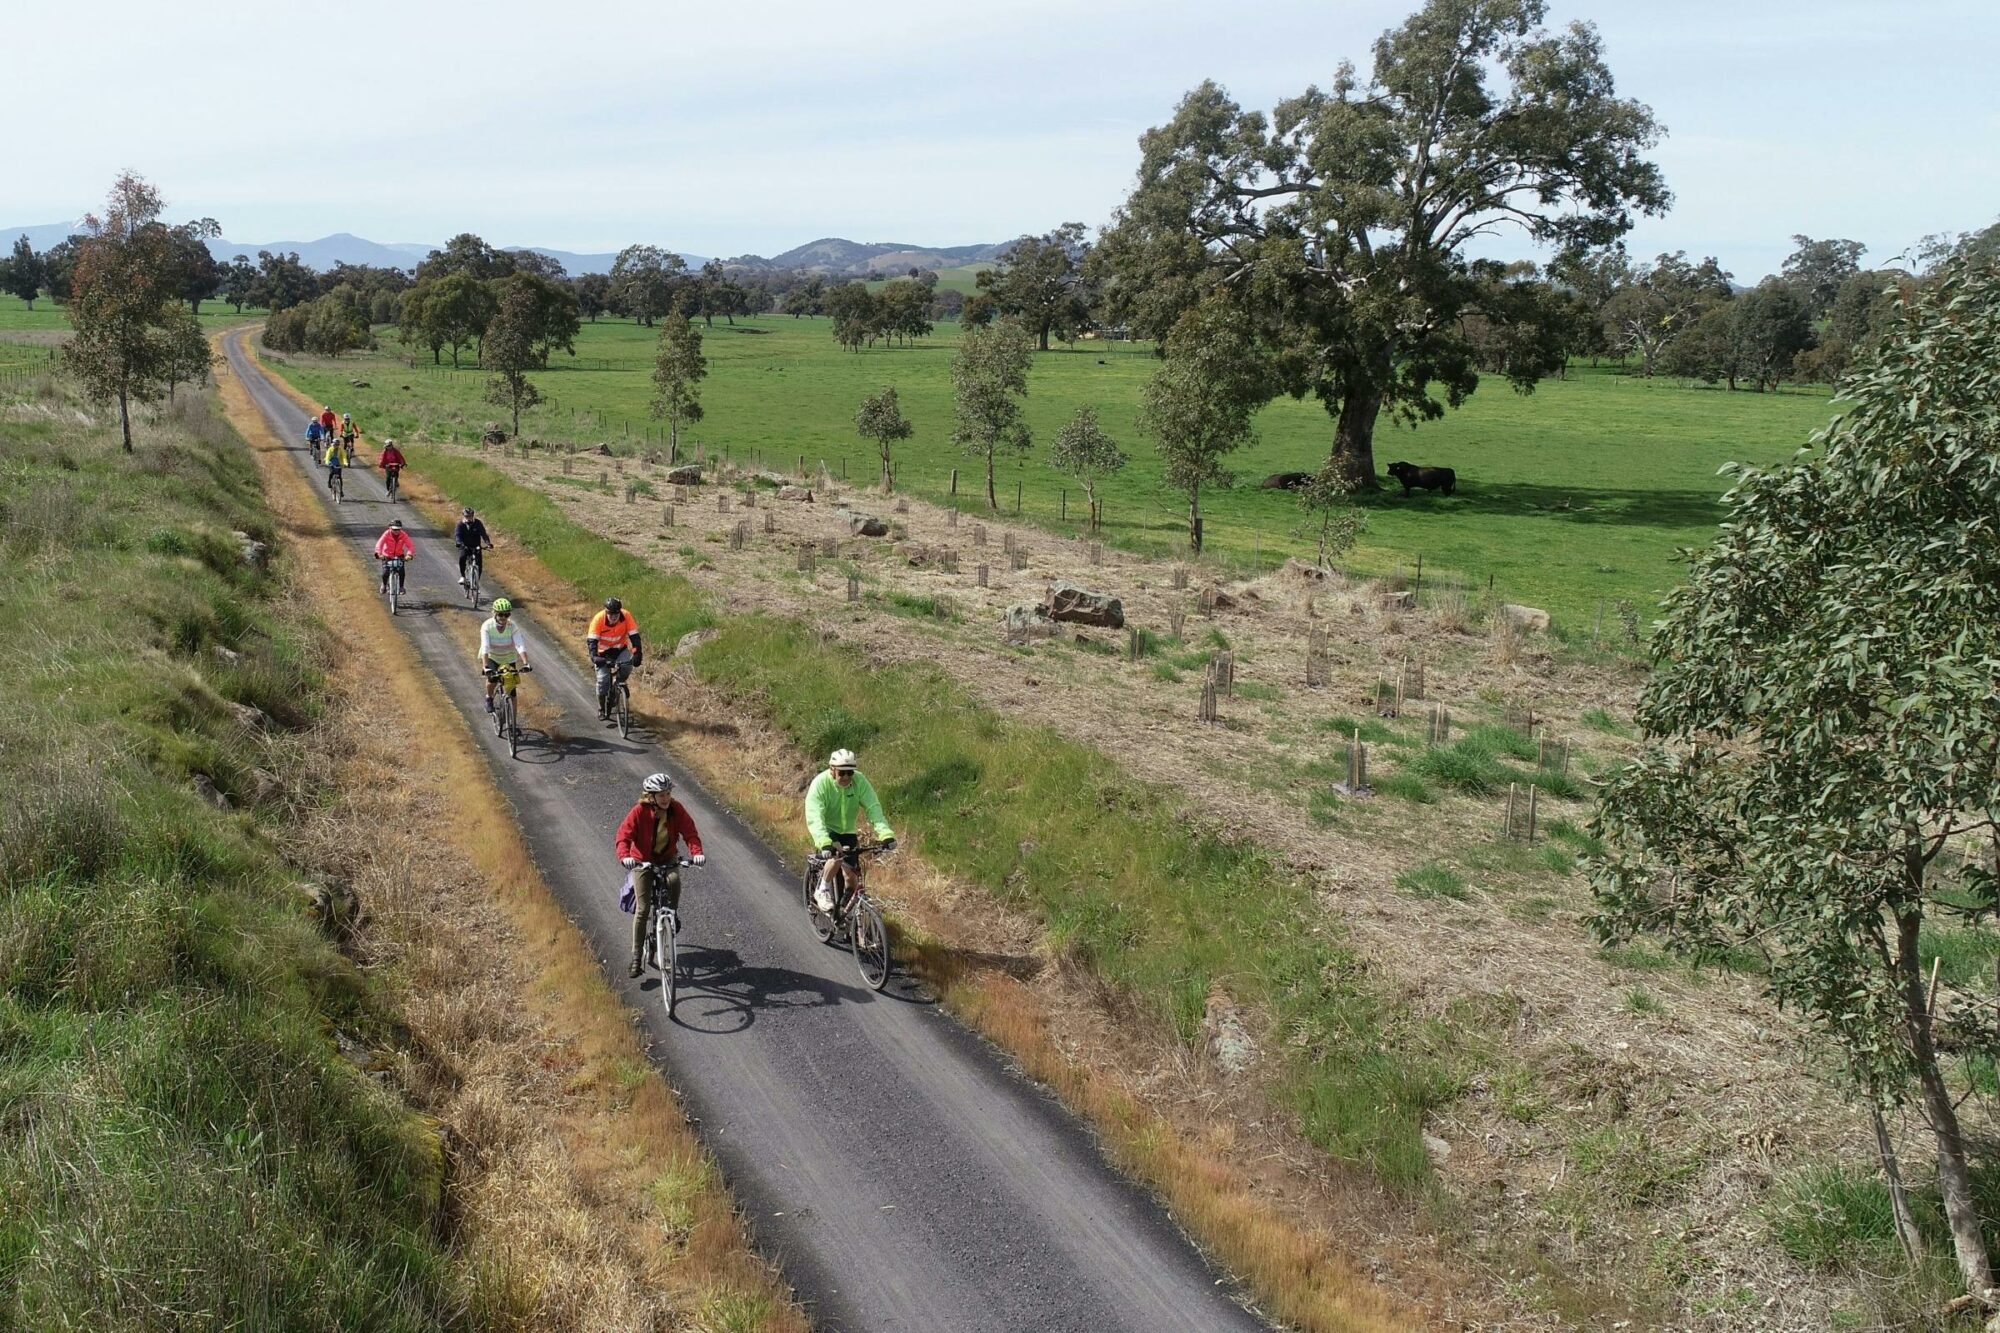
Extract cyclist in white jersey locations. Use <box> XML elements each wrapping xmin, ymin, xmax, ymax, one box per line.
<box><xmin>479</xmin><ymin>597</ymin><xmax>530</xmax><ymax>713</ymax></box>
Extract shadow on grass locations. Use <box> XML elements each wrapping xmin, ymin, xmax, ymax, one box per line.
<box><xmin>1353</xmin><ymin>479</ymin><xmax>1727</xmax><ymax>530</ymax></box>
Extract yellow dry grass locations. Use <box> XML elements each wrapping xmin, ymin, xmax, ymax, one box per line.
<box><xmin>217</xmin><ymin>341</ymin><xmax>806</xmax><ymax>1333</ymax></box>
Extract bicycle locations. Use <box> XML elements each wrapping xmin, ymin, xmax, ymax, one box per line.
<box><xmin>461</xmin><ymin>547</ymin><xmax>485</xmax><ymax>608</ymax></box>
<box><xmin>803</xmin><ymin>843</ymin><xmax>895</xmax><ymax>990</ymax></box>
<box><xmin>379</xmin><ymin>555</ymin><xmax>407</xmax><ymax>616</ymax></box>
<box><xmin>328</xmin><ymin>465</ymin><xmax>345</xmax><ymax>503</ymax></box>
<box><xmin>596</xmin><ymin>660</ymin><xmax>636</xmax><ymax>737</ymax></box>
<box><xmin>383</xmin><ymin>464</ymin><xmax>401</xmax><ymax>501</ymax></box>
<box><xmin>631</xmin><ymin>857</ymin><xmax>697</xmax><ymax>1017</ymax></box>
<box><xmin>487</xmin><ymin>661</ymin><xmax>532</xmax><ymax>758</ymax></box>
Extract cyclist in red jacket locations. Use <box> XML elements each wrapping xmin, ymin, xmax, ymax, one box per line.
<box><xmin>615</xmin><ymin>772</ymin><xmax>706</xmax><ymax>976</ymax></box>
<box><xmin>373</xmin><ymin>520</ymin><xmax>415</xmax><ymax>595</ymax></box>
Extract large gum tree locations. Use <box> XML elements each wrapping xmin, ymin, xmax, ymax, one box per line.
<box><xmin>1097</xmin><ymin>0</ymin><xmax>1667</xmax><ymax>487</ymax></box>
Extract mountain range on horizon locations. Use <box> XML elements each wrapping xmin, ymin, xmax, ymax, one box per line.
<box><xmin>0</xmin><ymin>221</ymin><xmax>1013</xmax><ymax>277</ymax></box>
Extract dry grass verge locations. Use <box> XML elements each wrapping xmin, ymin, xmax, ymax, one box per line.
<box><xmin>218</xmin><ymin>343</ymin><xmax>805</xmax><ymax>1332</ymax></box>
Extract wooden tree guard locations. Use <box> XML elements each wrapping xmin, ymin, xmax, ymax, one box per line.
<box><xmin>1425</xmin><ymin>704</ymin><xmax>1451</xmax><ymax>746</ymax></box>
<box><xmin>1332</xmin><ymin>730</ymin><xmax>1373</xmax><ymax>797</ymax></box>
<box><xmin>615</xmin><ymin>459</ymin><xmax>625</xmax><ymax>474</ymax></box>
<box><xmin>1305</xmin><ymin>629</ymin><xmax>1332</xmax><ymax>688</ymax></box>
<box><xmin>1127</xmin><ymin>626</ymin><xmax>1143</xmax><ymax>662</ymax></box>
<box><xmin>563</xmin><ymin>457</ymin><xmax>573</xmax><ymax>474</ymax></box>
<box><xmin>1503</xmin><ymin>782</ymin><xmax>1539</xmax><ymax>843</ymax></box>
<box><xmin>662</xmin><ymin>505</ymin><xmax>675</xmax><ymax>528</ymax></box>
<box><xmin>742</xmin><ymin>488</ymin><xmax>756</xmax><ymax>508</ymax></box>
<box><xmin>1010</xmin><ymin>548</ymin><xmax>1027</xmax><ymax>571</ymax></box>
<box><xmin>729</xmin><ymin>520</ymin><xmax>748</xmax><ymax>550</ymax></box>
<box><xmin>895</xmin><ymin>497</ymin><xmax>909</xmax><ymax>514</ymax></box>
<box><xmin>1400</xmin><ymin>656</ymin><xmax>1426</xmax><ymax>700</ymax></box>
<box><xmin>764</xmin><ymin>511</ymin><xmax>776</xmax><ymax>534</ymax></box>
<box><xmin>1169</xmin><ymin>606</ymin><xmax>1187</xmax><ymax>641</ymax></box>
<box><xmin>797</xmin><ymin>545</ymin><xmax>816</xmax><ymax>574</ymax></box>
<box><xmin>1002</xmin><ymin>531</ymin><xmax>1016</xmax><ymax>554</ymax></box>
<box><xmin>1198</xmin><ymin>678</ymin><xmax>1220</xmax><ymax>724</ymax></box>
<box><xmin>1089</xmin><ymin>543</ymin><xmax>1103</xmax><ymax>565</ymax></box>
<box><xmin>819</xmin><ymin>537</ymin><xmax>837</xmax><ymax>557</ymax></box>
<box><xmin>1210</xmin><ymin>650</ymin><xmax>1235</xmax><ymax>696</ymax></box>
<box><xmin>939</xmin><ymin>549</ymin><xmax>959</xmax><ymax>574</ymax></box>
<box><xmin>1504</xmin><ymin>698</ymin><xmax>1537</xmax><ymax>738</ymax></box>
<box><xmin>933</xmin><ymin>595</ymin><xmax>952</xmax><ymax>621</ymax></box>
<box><xmin>674</xmin><ymin>484</ymin><xmax>689</xmax><ymax>502</ymax></box>
<box><xmin>717</xmin><ymin>493</ymin><xmax>731</xmax><ymax>514</ymax></box>
<box><xmin>624</xmin><ymin>482</ymin><xmax>639</xmax><ymax>504</ymax></box>
<box><xmin>1374</xmin><ymin>668</ymin><xmax>1404</xmax><ymax>718</ymax></box>
<box><xmin>977</xmin><ymin>563</ymin><xmax>989</xmax><ymax>588</ymax></box>
<box><xmin>1537</xmin><ymin>736</ymin><xmax>1571</xmax><ymax>777</ymax></box>
<box><xmin>1198</xmin><ymin>586</ymin><xmax>1217</xmax><ymax>616</ymax></box>
<box><xmin>1172</xmin><ymin>566</ymin><xmax>1189</xmax><ymax>591</ymax></box>
<box><xmin>947</xmin><ymin>508</ymin><xmax>959</xmax><ymax>528</ymax></box>
<box><xmin>846</xmin><ymin>572</ymin><xmax>860</xmax><ymax>602</ymax></box>
<box><xmin>973</xmin><ymin>523</ymin><xmax>987</xmax><ymax>547</ymax></box>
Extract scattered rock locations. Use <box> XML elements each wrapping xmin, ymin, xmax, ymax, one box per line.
<box><xmin>1202</xmin><ymin>988</ymin><xmax>1260</xmax><ymax>1075</ymax></box>
<box><xmin>300</xmin><ymin>880</ymin><xmax>360</xmax><ymax>936</ymax></box>
<box><xmin>1260</xmin><ymin>471</ymin><xmax>1312</xmax><ymax>491</ymax></box>
<box><xmin>224</xmin><ymin>700</ymin><xmax>273</xmax><ymax>733</ymax></box>
<box><xmin>777</xmin><ymin>485</ymin><xmax>813</xmax><ymax>502</ymax></box>
<box><xmin>232</xmin><ymin>530</ymin><xmax>269</xmax><ymax>570</ymax></box>
<box><xmin>851</xmin><ymin>515</ymin><xmax>890</xmax><ymax>538</ymax></box>
<box><xmin>1280</xmin><ymin>557</ymin><xmax>1329</xmax><ymax>583</ymax></box>
<box><xmin>1001</xmin><ymin>603</ymin><xmax>1058</xmax><ymax>640</ymax></box>
<box><xmin>349</xmin><ymin>379</ymin><xmax>370</xmax><ymax>388</ymax></box>
<box><xmin>245</xmin><ymin>768</ymin><xmax>284</xmax><ymax>807</ymax></box>
<box><xmin>191</xmin><ymin>774</ymin><xmax>232</xmax><ymax>810</ymax></box>
<box><xmin>480</xmin><ymin>428</ymin><xmax>507</xmax><ymax>446</ymax></box>
<box><xmin>663</xmin><ymin>464</ymin><xmax>704</xmax><ymax>485</ymax></box>
<box><xmin>675</xmin><ymin>627</ymin><xmax>720</xmax><ymax>657</ymax></box>
<box><xmin>1502</xmin><ymin>603</ymin><xmax>1551</xmax><ymax>633</ymax></box>
<box><xmin>595</xmin><ymin>442</ymin><xmax>614</xmax><ymax>456</ymax></box>
<box><xmin>1045</xmin><ymin>580</ymin><xmax>1124</xmax><ymax>628</ymax></box>
<box><xmin>212</xmin><ymin>645</ymin><xmax>242</xmax><ymax>666</ymax></box>
<box><xmin>1423</xmin><ymin>1132</ymin><xmax>1452</xmax><ymax>1164</ymax></box>
<box><xmin>1381</xmin><ymin>590</ymin><xmax>1417</xmax><ymax>611</ymax></box>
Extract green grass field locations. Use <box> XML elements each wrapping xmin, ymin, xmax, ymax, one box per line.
<box><xmin>864</xmin><ymin>263</ymin><xmax>989</xmax><ymax>296</ymax></box>
<box><xmin>6</xmin><ymin>292</ymin><xmax>1839</xmax><ymax>629</ymax></box>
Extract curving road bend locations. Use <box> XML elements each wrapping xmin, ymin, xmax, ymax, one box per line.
<box><xmin>224</xmin><ymin>331</ymin><xmax>1268</xmax><ymax>1333</ymax></box>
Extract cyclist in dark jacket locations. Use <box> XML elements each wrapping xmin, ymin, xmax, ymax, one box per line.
<box><xmin>454</xmin><ymin>508</ymin><xmax>492</xmax><ymax>587</ymax></box>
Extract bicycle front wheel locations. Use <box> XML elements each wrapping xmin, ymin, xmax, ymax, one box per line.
<box><xmin>851</xmin><ymin>896</ymin><xmax>891</xmax><ymax>991</ymax></box>
<box><xmin>657</xmin><ymin>910</ymin><xmax>678</xmax><ymax>1016</ymax></box>
<box><xmin>617</xmin><ymin>685</ymin><xmax>632</xmax><ymax>738</ymax></box>
<box><xmin>804</xmin><ymin>864</ymin><xmax>836</xmax><ymax>943</ymax></box>
<box><xmin>507</xmin><ymin>695</ymin><xmax>520</xmax><ymax>757</ymax></box>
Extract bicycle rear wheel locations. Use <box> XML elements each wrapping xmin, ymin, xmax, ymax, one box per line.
<box><xmin>804</xmin><ymin>863</ymin><xmax>837</xmax><ymax>943</ymax></box>
<box><xmin>507</xmin><ymin>694</ymin><xmax>519</xmax><ymax>757</ymax></box>
<box><xmin>851</xmin><ymin>896</ymin><xmax>891</xmax><ymax>991</ymax></box>
<box><xmin>493</xmin><ymin>692</ymin><xmax>507</xmax><ymax>740</ymax></box>
<box><xmin>617</xmin><ymin>684</ymin><xmax>632</xmax><ymax>738</ymax></box>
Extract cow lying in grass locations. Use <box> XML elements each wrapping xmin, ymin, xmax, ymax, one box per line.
<box><xmin>1386</xmin><ymin>461</ymin><xmax>1456</xmax><ymax>497</ymax></box>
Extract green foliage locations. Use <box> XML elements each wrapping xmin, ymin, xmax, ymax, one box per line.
<box><xmin>1137</xmin><ymin>301</ymin><xmax>1261</xmax><ymax>551</ymax></box>
<box><xmin>1396</xmin><ymin>864</ymin><xmax>1469</xmax><ymax>901</ymax></box>
<box><xmin>651</xmin><ymin>312</ymin><xmax>706</xmax><ymax>462</ymax></box>
<box><xmin>975</xmin><ymin>223</ymin><xmax>1090</xmax><ymax>351</ymax></box>
<box><xmin>1047</xmin><ymin>404</ymin><xmax>1126</xmax><ymax>518</ymax></box>
<box><xmin>855</xmin><ymin>384</ymin><xmax>913</xmax><ymax>486</ymax></box>
<box><xmin>483</xmin><ymin>283</ymin><xmax>547</xmax><ymax>435</ymax></box>
<box><xmin>950</xmin><ymin>318</ymin><xmax>1034</xmax><ymax>508</ymax></box>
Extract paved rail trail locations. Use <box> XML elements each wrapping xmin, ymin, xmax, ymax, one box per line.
<box><xmin>224</xmin><ymin>331</ymin><xmax>1267</xmax><ymax>1333</ymax></box>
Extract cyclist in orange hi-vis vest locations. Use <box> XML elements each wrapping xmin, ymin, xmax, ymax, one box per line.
<box><xmin>585</xmin><ymin>598</ymin><xmax>643</xmax><ymax>724</ymax></box>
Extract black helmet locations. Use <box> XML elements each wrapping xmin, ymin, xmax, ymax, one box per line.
<box><xmin>462</xmin><ymin>507</ymin><xmax>474</xmax><ymax>518</ymax></box>
<box><xmin>390</xmin><ymin>519</ymin><xmax>403</xmax><ymax>529</ymax></box>
<box><xmin>604</xmin><ymin>597</ymin><xmax>623</xmax><ymax>615</ymax></box>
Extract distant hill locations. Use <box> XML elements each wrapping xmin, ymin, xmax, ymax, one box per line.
<box><xmin>0</xmin><ymin>221</ymin><xmax>1004</xmax><ymax>278</ymax></box>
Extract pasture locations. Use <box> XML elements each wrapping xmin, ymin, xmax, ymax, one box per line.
<box><xmin>2</xmin><ymin>294</ymin><xmax>1839</xmax><ymax>628</ymax></box>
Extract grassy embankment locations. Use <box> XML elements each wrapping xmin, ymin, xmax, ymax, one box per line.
<box><xmin>250</xmin><ymin>302</ymin><xmax>1838</xmax><ymax>631</ymax></box>
<box><xmin>0</xmin><ymin>383</ymin><xmax>471</xmax><ymax>1322</ymax></box>
<box><xmin>305</xmin><ymin>409</ymin><xmax>1479</xmax><ymax>1328</ymax></box>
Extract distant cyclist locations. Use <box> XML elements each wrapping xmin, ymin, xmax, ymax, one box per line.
<box><xmin>804</xmin><ymin>748</ymin><xmax>895</xmax><ymax>913</ymax></box>
<box><xmin>478</xmin><ymin>597</ymin><xmax>530</xmax><ymax>714</ymax></box>
<box><xmin>615</xmin><ymin>772</ymin><xmax>707</xmax><ymax>977</ymax></box>
<box><xmin>378</xmin><ymin>437</ymin><xmax>406</xmax><ymax>491</ymax></box>
<box><xmin>305</xmin><ymin>418</ymin><xmax>324</xmax><ymax>452</ymax></box>
<box><xmin>318</xmin><ymin>405</ymin><xmax>337</xmax><ymax>437</ymax></box>
<box><xmin>453</xmin><ymin>507</ymin><xmax>492</xmax><ymax>587</ymax></box>
<box><xmin>373</xmin><ymin>519</ymin><xmax>414</xmax><ymax>595</ymax></box>
<box><xmin>585</xmin><ymin>598</ymin><xmax>643</xmax><ymax>723</ymax></box>
<box><xmin>321</xmin><ymin>434</ymin><xmax>352</xmax><ymax>491</ymax></box>
<box><xmin>340</xmin><ymin>413</ymin><xmax>357</xmax><ymax>450</ymax></box>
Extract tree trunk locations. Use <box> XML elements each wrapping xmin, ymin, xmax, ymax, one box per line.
<box><xmin>985</xmin><ymin>449</ymin><xmax>997</xmax><ymax>510</ymax></box>
<box><xmin>1897</xmin><ymin>901</ymin><xmax>1995</xmax><ymax>1296</ymax></box>
<box><xmin>1330</xmin><ymin>391</ymin><xmax>1383</xmax><ymax>490</ymax></box>
<box><xmin>117</xmin><ymin>383</ymin><xmax>132</xmax><ymax>454</ymax></box>
<box><xmin>1188</xmin><ymin>480</ymin><xmax>1202</xmax><ymax>552</ymax></box>
<box><xmin>1038</xmin><ymin>321</ymin><xmax>1051</xmax><ymax>352</ymax></box>
<box><xmin>669</xmin><ymin>418</ymin><xmax>679</xmax><ymax>466</ymax></box>
<box><xmin>1869</xmin><ymin>1103</ymin><xmax>1924</xmax><ymax>1268</ymax></box>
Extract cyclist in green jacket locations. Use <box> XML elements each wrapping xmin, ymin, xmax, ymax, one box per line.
<box><xmin>805</xmin><ymin>748</ymin><xmax>895</xmax><ymax>912</ymax></box>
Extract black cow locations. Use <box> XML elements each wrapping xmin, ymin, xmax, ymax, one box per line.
<box><xmin>1386</xmin><ymin>461</ymin><xmax>1456</xmax><ymax>497</ymax></box>
<box><xmin>1259</xmin><ymin>471</ymin><xmax>1312</xmax><ymax>491</ymax></box>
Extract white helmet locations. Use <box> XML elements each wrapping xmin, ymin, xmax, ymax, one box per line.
<box><xmin>828</xmin><ymin>749</ymin><xmax>857</xmax><ymax>770</ymax></box>
<box><xmin>642</xmin><ymin>772</ymin><xmax>674</xmax><ymax>794</ymax></box>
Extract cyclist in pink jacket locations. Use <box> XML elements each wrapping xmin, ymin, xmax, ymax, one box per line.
<box><xmin>374</xmin><ymin>520</ymin><xmax>415</xmax><ymax>595</ymax></box>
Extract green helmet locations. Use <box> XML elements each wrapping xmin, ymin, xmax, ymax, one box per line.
<box><xmin>491</xmin><ymin>597</ymin><xmax>513</xmax><ymax>614</ymax></box>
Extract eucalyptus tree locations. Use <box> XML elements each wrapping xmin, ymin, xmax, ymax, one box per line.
<box><xmin>1097</xmin><ymin>0</ymin><xmax>1666</xmax><ymax>486</ymax></box>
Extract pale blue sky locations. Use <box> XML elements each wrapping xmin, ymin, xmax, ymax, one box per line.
<box><xmin>3</xmin><ymin>0</ymin><xmax>1994</xmax><ymax>278</ymax></box>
